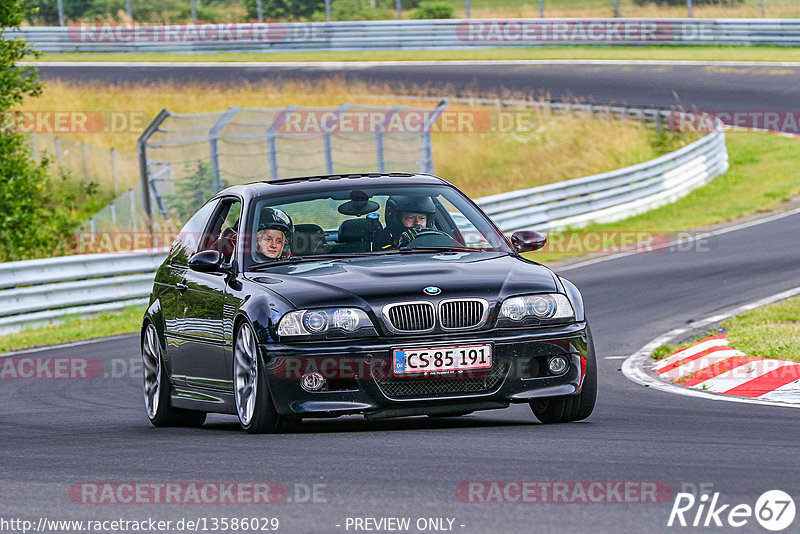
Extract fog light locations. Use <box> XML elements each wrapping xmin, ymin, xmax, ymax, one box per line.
<box><xmin>301</xmin><ymin>372</ymin><xmax>326</xmax><ymax>392</ymax></box>
<box><xmin>547</xmin><ymin>356</ymin><xmax>569</xmax><ymax>375</ymax></box>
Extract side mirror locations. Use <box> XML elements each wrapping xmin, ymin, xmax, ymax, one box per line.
<box><xmin>511</xmin><ymin>230</ymin><xmax>547</xmax><ymax>253</ymax></box>
<box><xmin>188</xmin><ymin>250</ymin><xmax>224</xmax><ymax>272</ymax></box>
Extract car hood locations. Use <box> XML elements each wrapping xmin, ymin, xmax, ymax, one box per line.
<box><xmin>246</xmin><ymin>252</ymin><xmax>559</xmax><ymax>310</ymax></box>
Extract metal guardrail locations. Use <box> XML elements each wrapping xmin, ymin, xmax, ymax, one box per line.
<box><xmin>0</xmin><ymin>125</ymin><xmax>727</xmax><ymax>335</ymax></box>
<box><xmin>0</xmin><ymin>251</ymin><xmax>167</xmax><ymax>335</ymax></box>
<box><xmin>477</xmin><ymin>131</ymin><xmax>728</xmax><ymax>232</ymax></box>
<box><xmin>9</xmin><ymin>19</ymin><xmax>800</xmax><ymax>52</ymax></box>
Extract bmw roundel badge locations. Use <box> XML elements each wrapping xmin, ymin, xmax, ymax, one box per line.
<box><xmin>424</xmin><ymin>286</ymin><xmax>442</xmax><ymax>296</ymax></box>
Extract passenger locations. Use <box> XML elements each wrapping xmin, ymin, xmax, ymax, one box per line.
<box><xmin>376</xmin><ymin>195</ymin><xmax>437</xmax><ymax>249</ymax></box>
<box><xmin>254</xmin><ymin>208</ymin><xmax>293</xmax><ymax>261</ymax></box>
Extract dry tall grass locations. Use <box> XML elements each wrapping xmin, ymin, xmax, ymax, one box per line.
<box><xmin>22</xmin><ymin>78</ymin><xmax>679</xmax><ymax>197</ymax></box>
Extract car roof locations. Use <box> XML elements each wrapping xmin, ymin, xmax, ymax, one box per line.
<box><xmin>213</xmin><ymin>173</ymin><xmax>452</xmax><ymax>201</ymax></box>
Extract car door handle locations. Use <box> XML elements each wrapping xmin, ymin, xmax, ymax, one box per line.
<box><xmin>176</xmin><ymin>282</ymin><xmax>188</xmax><ymax>292</ymax></box>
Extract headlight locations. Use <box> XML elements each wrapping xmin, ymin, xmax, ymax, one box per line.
<box><xmin>498</xmin><ymin>294</ymin><xmax>574</xmax><ymax>323</ymax></box>
<box><xmin>277</xmin><ymin>308</ymin><xmax>375</xmax><ymax>337</ymax></box>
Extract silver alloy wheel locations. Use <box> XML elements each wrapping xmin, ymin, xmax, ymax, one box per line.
<box><xmin>234</xmin><ymin>323</ymin><xmax>259</xmax><ymax>426</ymax></box>
<box><xmin>142</xmin><ymin>323</ymin><xmax>162</xmax><ymax>419</ymax></box>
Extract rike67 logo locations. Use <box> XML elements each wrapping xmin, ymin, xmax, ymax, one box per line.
<box><xmin>668</xmin><ymin>489</ymin><xmax>796</xmax><ymax>531</ymax></box>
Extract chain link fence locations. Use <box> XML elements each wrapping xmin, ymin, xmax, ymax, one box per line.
<box><xmin>28</xmin><ymin>133</ymin><xmax>155</xmax><ymax>235</ymax></box>
<box><xmin>138</xmin><ymin>101</ymin><xmax>448</xmax><ymax>231</ymax></box>
<box><xmin>29</xmin><ymin>133</ymin><xmax>139</xmax><ymax>195</ymax></box>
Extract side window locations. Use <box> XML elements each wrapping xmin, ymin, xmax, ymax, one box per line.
<box><xmin>170</xmin><ymin>199</ymin><xmax>220</xmax><ymax>265</ymax></box>
<box><xmin>201</xmin><ymin>198</ymin><xmax>242</xmax><ymax>263</ymax></box>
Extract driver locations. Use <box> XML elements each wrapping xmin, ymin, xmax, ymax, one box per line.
<box><xmin>376</xmin><ymin>195</ymin><xmax>438</xmax><ymax>249</ymax></box>
<box><xmin>254</xmin><ymin>208</ymin><xmax>293</xmax><ymax>261</ymax></box>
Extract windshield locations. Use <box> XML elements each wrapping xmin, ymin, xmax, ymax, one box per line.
<box><xmin>244</xmin><ymin>184</ymin><xmax>511</xmax><ymax>269</ymax></box>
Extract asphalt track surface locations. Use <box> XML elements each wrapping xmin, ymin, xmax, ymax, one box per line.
<box><xmin>35</xmin><ymin>61</ymin><xmax>800</xmax><ymax>113</ymax></box>
<box><xmin>2</xmin><ymin>62</ymin><xmax>800</xmax><ymax>534</ymax></box>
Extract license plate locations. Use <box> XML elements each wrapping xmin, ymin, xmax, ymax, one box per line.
<box><xmin>393</xmin><ymin>344</ymin><xmax>492</xmax><ymax>375</ymax></box>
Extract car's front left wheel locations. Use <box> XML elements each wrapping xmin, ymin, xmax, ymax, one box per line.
<box><xmin>233</xmin><ymin>321</ymin><xmax>290</xmax><ymax>434</ymax></box>
<box><xmin>142</xmin><ymin>322</ymin><xmax>206</xmax><ymax>428</ymax></box>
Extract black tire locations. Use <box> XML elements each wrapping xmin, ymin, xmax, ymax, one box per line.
<box><xmin>142</xmin><ymin>322</ymin><xmax>207</xmax><ymax>428</ymax></box>
<box><xmin>234</xmin><ymin>322</ymin><xmax>291</xmax><ymax>434</ymax></box>
<box><xmin>530</xmin><ymin>325</ymin><xmax>597</xmax><ymax>424</ymax></box>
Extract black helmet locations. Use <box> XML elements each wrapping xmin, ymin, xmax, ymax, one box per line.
<box><xmin>258</xmin><ymin>207</ymin><xmax>293</xmax><ymax>236</ymax></box>
<box><xmin>385</xmin><ymin>195</ymin><xmax>436</xmax><ymax>236</ymax></box>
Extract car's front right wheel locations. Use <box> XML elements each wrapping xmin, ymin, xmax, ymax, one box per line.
<box><xmin>233</xmin><ymin>321</ymin><xmax>290</xmax><ymax>434</ymax></box>
<box><xmin>530</xmin><ymin>326</ymin><xmax>597</xmax><ymax>424</ymax></box>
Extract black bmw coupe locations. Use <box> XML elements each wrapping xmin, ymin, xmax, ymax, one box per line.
<box><xmin>141</xmin><ymin>173</ymin><xmax>596</xmax><ymax>433</ymax></box>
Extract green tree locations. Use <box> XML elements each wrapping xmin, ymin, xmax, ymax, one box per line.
<box><xmin>23</xmin><ymin>0</ymin><xmax>94</xmax><ymax>25</ymax></box>
<box><xmin>410</xmin><ymin>1</ymin><xmax>452</xmax><ymax>19</ymax></box>
<box><xmin>244</xmin><ymin>0</ymin><xmax>325</xmax><ymax>20</ymax></box>
<box><xmin>0</xmin><ymin>0</ymin><xmax>72</xmax><ymax>261</ymax></box>
<box><xmin>166</xmin><ymin>162</ymin><xmax>227</xmax><ymax>222</ymax></box>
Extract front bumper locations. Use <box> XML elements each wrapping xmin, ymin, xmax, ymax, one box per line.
<box><xmin>260</xmin><ymin>322</ymin><xmax>588</xmax><ymax>418</ymax></box>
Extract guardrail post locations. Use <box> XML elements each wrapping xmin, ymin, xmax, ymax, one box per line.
<box><xmin>57</xmin><ymin>0</ymin><xmax>65</xmax><ymax>26</ymax></box>
<box><xmin>396</xmin><ymin>0</ymin><xmax>402</xmax><ymax>20</ymax></box>
<box><xmin>421</xmin><ymin>100</ymin><xmax>449</xmax><ymax>174</ymax></box>
<box><xmin>53</xmin><ymin>136</ymin><xmax>61</xmax><ymax>170</ymax></box>
<box><xmin>110</xmin><ymin>148</ymin><xmax>118</xmax><ymax>196</ymax></box>
<box><xmin>322</xmin><ymin>103</ymin><xmax>351</xmax><ymax>175</ymax></box>
<box><xmin>82</xmin><ymin>142</ymin><xmax>89</xmax><ymax>181</ymax></box>
<box><xmin>375</xmin><ymin>105</ymin><xmax>402</xmax><ymax>173</ymax></box>
<box><xmin>687</xmin><ymin>0</ymin><xmax>693</xmax><ymax>18</ymax></box>
<box><xmin>613</xmin><ymin>0</ymin><xmax>620</xmax><ymax>17</ymax></box>
<box><xmin>465</xmin><ymin>0</ymin><xmax>470</xmax><ymax>18</ymax></box>
<box><xmin>130</xmin><ymin>189</ymin><xmax>138</xmax><ymax>232</ymax></box>
<box><xmin>209</xmin><ymin>106</ymin><xmax>240</xmax><ymax>193</ymax></box>
<box><xmin>147</xmin><ymin>165</ymin><xmax>170</xmax><ymax>223</ymax></box>
<box><xmin>266</xmin><ymin>106</ymin><xmax>297</xmax><ymax>180</ymax></box>
<box><xmin>257</xmin><ymin>0</ymin><xmax>264</xmax><ymax>21</ymax></box>
<box><xmin>125</xmin><ymin>0</ymin><xmax>132</xmax><ymax>19</ymax></box>
<box><xmin>539</xmin><ymin>0</ymin><xmax>544</xmax><ymax>18</ymax></box>
<box><xmin>138</xmin><ymin>109</ymin><xmax>171</xmax><ymax>236</ymax></box>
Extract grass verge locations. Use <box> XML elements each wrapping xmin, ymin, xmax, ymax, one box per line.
<box><xmin>25</xmin><ymin>79</ymin><xmax>685</xmax><ymax>198</ymax></box>
<box><xmin>652</xmin><ymin>295</ymin><xmax>800</xmax><ymax>364</ymax></box>
<box><xmin>37</xmin><ymin>46</ymin><xmax>800</xmax><ymax>64</ymax></box>
<box><xmin>724</xmin><ymin>296</ymin><xmax>800</xmax><ymax>363</ymax></box>
<box><xmin>0</xmin><ymin>306</ymin><xmax>143</xmax><ymax>354</ymax></box>
<box><xmin>527</xmin><ymin>132</ymin><xmax>800</xmax><ymax>264</ymax></box>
